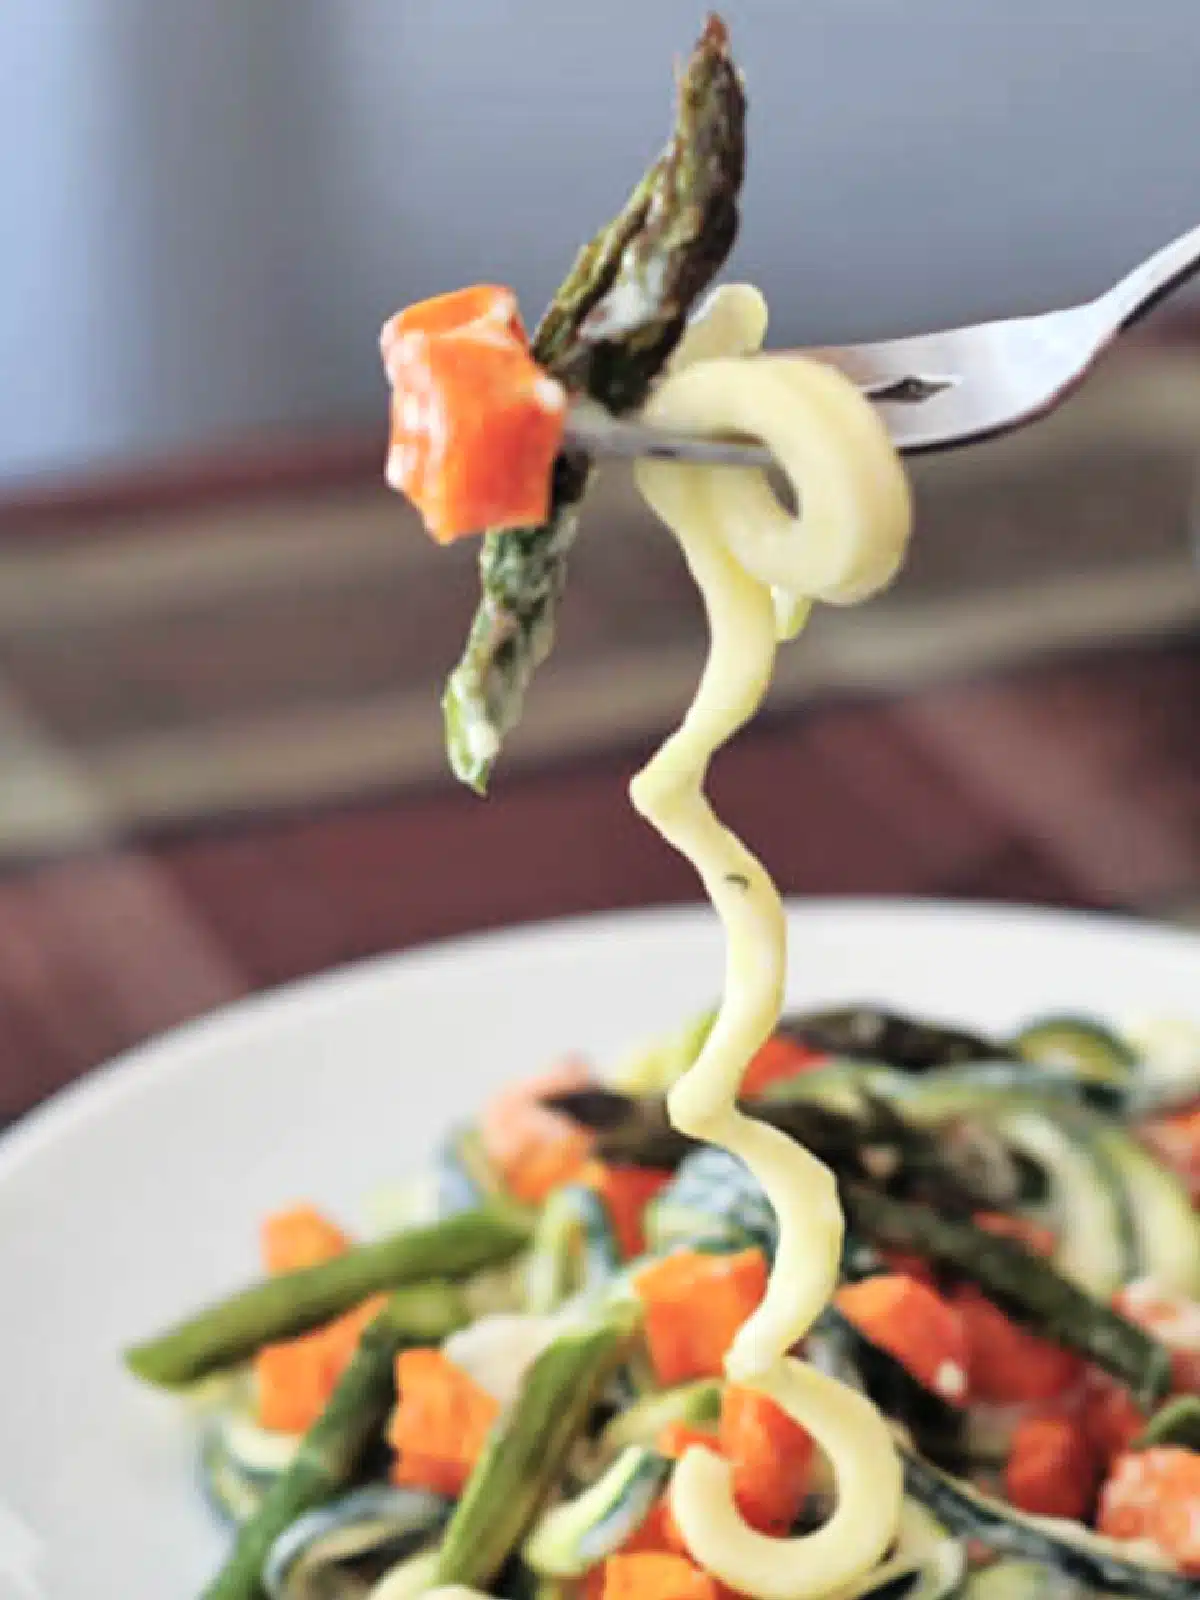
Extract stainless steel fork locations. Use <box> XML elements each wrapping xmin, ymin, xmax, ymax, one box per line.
<box><xmin>564</xmin><ymin>220</ymin><xmax>1200</xmax><ymax>468</ymax></box>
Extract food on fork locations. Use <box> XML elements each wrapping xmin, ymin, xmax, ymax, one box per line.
<box><xmin>427</xmin><ymin>13</ymin><xmax>746</xmax><ymax>795</ymax></box>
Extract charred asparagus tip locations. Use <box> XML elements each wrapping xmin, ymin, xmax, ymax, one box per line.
<box><xmin>702</xmin><ymin>13</ymin><xmax>730</xmax><ymax>53</ymax></box>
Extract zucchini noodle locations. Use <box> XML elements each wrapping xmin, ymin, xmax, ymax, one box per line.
<box><xmin>628</xmin><ymin>286</ymin><xmax>912</xmax><ymax>1600</ymax></box>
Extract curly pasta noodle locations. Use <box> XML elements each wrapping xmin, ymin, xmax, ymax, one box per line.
<box><xmin>628</xmin><ymin>286</ymin><xmax>912</xmax><ymax>1600</ymax></box>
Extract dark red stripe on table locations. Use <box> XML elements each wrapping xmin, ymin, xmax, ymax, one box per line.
<box><xmin>4</xmin><ymin>632</ymin><xmax>1196</xmax><ymax>1126</ymax></box>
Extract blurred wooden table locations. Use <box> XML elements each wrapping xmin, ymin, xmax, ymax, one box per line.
<box><xmin>0</xmin><ymin>632</ymin><xmax>1196</xmax><ymax>1127</ymax></box>
<box><xmin>2</xmin><ymin>329</ymin><xmax>1199</xmax><ymax>1129</ymax></box>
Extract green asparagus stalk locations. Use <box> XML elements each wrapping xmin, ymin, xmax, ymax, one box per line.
<box><xmin>546</xmin><ymin>1085</ymin><xmax>886</xmax><ymax>1168</ymax></box>
<box><xmin>201</xmin><ymin>1289</ymin><xmax>454</xmax><ymax>1600</ymax></box>
<box><xmin>841</xmin><ymin>1182</ymin><xmax>1173</xmax><ymax>1410</ymax></box>
<box><xmin>547</xmin><ymin>1086</ymin><xmax>1015</xmax><ymax>1212</ymax></box>
<box><xmin>432</xmin><ymin>1302</ymin><xmax>640</xmax><ymax>1588</ymax></box>
<box><xmin>1134</xmin><ymin>1395</ymin><xmax>1200</xmax><ymax>1451</ymax></box>
<box><xmin>125</xmin><ymin>1205</ymin><xmax>530</xmax><ymax>1388</ymax></box>
<box><xmin>779</xmin><ymin>1006</ymin><xmax>1007</xmax><ymax>1070</ymax></box>
<box><xmin>443</xmin><ymin>13</ymin><xmax>746</xmax><ymax>792</ymax></box>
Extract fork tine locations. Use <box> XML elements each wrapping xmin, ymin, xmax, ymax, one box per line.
<box><xmin>795</xmin><ymin>303</ymin><xmax>1110</xmax><ymax>454</ymax></box>
<box><xmin>801</xmin><ymin>336</ymin><xmax>963</xmax><ymax>399</ymax></box>
<box><xmin>570</xmin><ymin>218</ymin><xmax>1200</xmax><ymax>465</ymax></box>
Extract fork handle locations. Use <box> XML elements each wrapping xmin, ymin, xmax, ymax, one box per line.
<box><xmin>1098</xmin><ymin>220</ymin><xmax>1200</xmax><ymax>331</ymax></box>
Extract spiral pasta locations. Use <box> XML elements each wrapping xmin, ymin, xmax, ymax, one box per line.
<box><xmin>628</xmin><ymin>286</ymin><xmax>912</xmax><ymax>1600</ymax></box>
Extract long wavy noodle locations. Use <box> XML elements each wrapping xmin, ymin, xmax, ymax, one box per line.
<box><xmin>627</xmin><ymin>286</ymin><xmax>912</xmax><ymax>1600</ymax></box>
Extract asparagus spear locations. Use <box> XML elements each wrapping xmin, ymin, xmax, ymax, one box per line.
<box><xmin>1133</xmin><ymin>1395</ymin><xmax>1200</xmax><ymax>1451</ymax></box>
<box><xmin>432</xmin><ymin>1302</ymin><xmax>640</xmax><ymax>1588</ymax></box>
<box><xmin>126</xmin><ymin>1205</ymin><xmax>529</xmax><ymax>1388</ymax></box>
<box><xmin>841</xmin><ymin>1182</ymin><xmax>1173</xmax><ymax>1410</ymax></box>
<box><xmin>780</xmin><ymin>1006</ymin><xmax>1008</xmax><ymax>1071</ymax></box>
<box><xmin>201</xmin><ymin>1290</ymin><xmax>450</xmax><ymax>1600</ymax></box>
<box><xmin>545</xmin><ymin>1085</ymin><xmax>886</xmax><ymax>1169</ymax></box>
<box><xmin>546</xmin><ymin>1086</ymin><xmax>1016</xmax><ymax>1213</ymax></box>
<box><xmin>443</xmin><ymin>14</ymin><xmax>746</xmax><ymax>791</ymax></box>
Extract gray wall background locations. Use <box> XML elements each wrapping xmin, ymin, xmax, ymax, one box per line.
<box><xmin>4</xmin><ymin>1</ymin><xmax>1198</xmax><ymax>484</ymax></box>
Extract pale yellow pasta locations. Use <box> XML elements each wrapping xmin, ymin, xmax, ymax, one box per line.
<box><xmin>669</xmin><ymin>1362</ymin><xmax>905</xmax><ymax>1600</ymax></box>
<box><xmin>373</xmin><ymin>1557</ymin><xmax>444</xmax><ymax>1600</ymax></box>
<box><xmin>627</xmin><ymin>286</ymin><xmax>911</xmax><ymax>1600</ymax></box>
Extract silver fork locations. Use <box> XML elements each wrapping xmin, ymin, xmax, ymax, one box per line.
<box><xmin>564</xmin><ymin>220</ymin><xmax>1200</xmax><ymax>468</ymax></box>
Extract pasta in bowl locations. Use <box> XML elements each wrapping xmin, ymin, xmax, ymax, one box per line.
<box><xmin>128</xmin><ymin>997</ymin><xmax>1200</xmax><ymax>1600</ymax></box>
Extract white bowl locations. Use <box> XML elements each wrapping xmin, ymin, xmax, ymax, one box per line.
<box><xmin>1</xmin><ymin>898</ymin><xmax>1196</xmax><ymax>1597</ymax></box>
